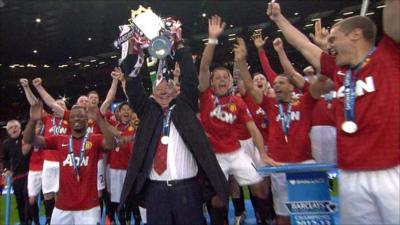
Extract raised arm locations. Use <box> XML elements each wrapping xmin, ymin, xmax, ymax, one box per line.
<box><xmin>252</xmin><ymin>32</ymin><xmax>277</xmax><ymax>84</ymax></box>
<box><xmin>272</xmin><ymin>38</ymin><xmax>305</xmax><ymax>89</ymax></box>
<box><xmin>309</xmin><ymin>77</ymin><xmax>335</xmax><ymax>99</ymax></box>
<box><xmin>32</xmin><ymin>78</ymin><xmax>65</xmax><ymax>117</ymax></box>
<box><xmin>266</xmin><ymin>1</ymin><xmax>323</xmax><ymax>70</ymax></box>
<box><xmin>175</xmin><ymin>40</ymin><xmax>199</xmax><ymax>109</ymax></box>
<box><xmin>234</xmin><ymin>38</ymin><xmax>264</xmax><ymax>104</ymax></box>
<box><xmin>88</xmin><ymin>107</ymin><xmax>116</xmax><ymax>150</ymax></box>
<box><xmin>100</xmin><ymin>68</ymin><xmax>120</xmax><ymax>115</ymax></box>
<box><xmin>384</xmin><ymin>0</ymin><xmax>400</xmax><ymax>42</ymax></box>
<box><xmin>198</xmin><ymin>15</ymin><xmax>225</xmax><ymax>92</ymax></box>
<box><xmin>309</xmin><ymin>19</ymin><xmax>330</xmax><ymax>51</ymax></box>
<box><xmin>20</xmin><ymin>78</ymin><xmax>39</xmax><ymax>105</ymax></box>
<box><xmin>122</xmin><ymin>40</ymin><xmax>151</xmax><ymax>118</ymax></box>
<box><xmin>23</xmin><ymin>102</ymin><xmax>46</xmax><ymax>148</ymax></box>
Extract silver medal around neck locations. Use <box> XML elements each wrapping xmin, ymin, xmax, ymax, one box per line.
<box><xmin>161</xmin><ymin>136</ymin><xmax>170</xmax><ymax>145</ymax></box>
<box><xmin>341</xmin><ymin>121</ymin><xmax>358</xmax><ymax>134</ymax></box>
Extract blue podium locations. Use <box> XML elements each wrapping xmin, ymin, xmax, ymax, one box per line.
<box><xmin>258</xmin><ymin>163</ymin><xmax>338</xmax><ymax>225</ymax></box>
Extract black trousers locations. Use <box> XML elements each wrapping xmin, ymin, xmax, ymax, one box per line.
<box><xmin>12</xmin><ymin>176</ymin><xmax>31</xmax><ymax>225</ymax></box>
<box><xmin>145</xmin><ymin>178</ymin><xmax>206</xmax><ymax>225</ymax></box>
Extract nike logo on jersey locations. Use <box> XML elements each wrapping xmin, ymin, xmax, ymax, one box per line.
<box><xmin>61</xmin><ymin>144</ymin><xmax>68</xmax><ymax>147</ymax></box>
<box><xmin>337</xmin><ymin>71</ymin><xmax>346</xmax><ymax>76</ymax></box>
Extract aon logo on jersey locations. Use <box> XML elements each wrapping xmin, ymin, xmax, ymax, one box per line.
<box><xmin>49</xmin><ymin>127</ymin><xmax>68</xmax><ymax>135</ymax></box>
<box><xmin>210</xmin><ymin>108</ymin><xmax>237</xmax><ymax>124</ymax></box>
<box><xmin>275</xmin><ymin>111</ymin><xmax>301</xmax><ymax>122</ymax></box>
<box><xmin>63</xmin><ymin>156</ymin><xmax>89</xmax><ymax>167</ymax></box>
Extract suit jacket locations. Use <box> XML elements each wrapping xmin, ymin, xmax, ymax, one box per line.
<box><xmin>119</xmin><ymin>47</ymin><xmax>229</xmax><ymax>207</ymax></box>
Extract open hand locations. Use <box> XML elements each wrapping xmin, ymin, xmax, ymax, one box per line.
<box><xmin>309</xmin><ymin>19</ymin><xmax>329</xmax><ymax>50</ymax></box>
<box><xmin>252</xmin><ymin>32</ymin><xmax>268</xmax><ymax>49</ymax></box>
<box><xmin>208</xmin><ymin>15</ymin><xmax>226</xmax><ymax>38</ymax></box>
<box><xmin>261</xmin><ymin>153</ymin><xmax>283</xmax><ymax>166</ymax></box>
<box><xmin>233</xmin><ymin>38</ymin><xmax>248</xmax><ymax>62</ymax></box>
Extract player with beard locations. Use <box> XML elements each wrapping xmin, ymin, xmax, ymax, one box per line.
<box><xmin>23</xmin><ymin>101</ymin><xmax>115</xmax><ymax>225</ymax></box>
<box><xmin>266</xmin><ymin>0</ymin><xmax>399</xmax><ymax>224</ymax></box>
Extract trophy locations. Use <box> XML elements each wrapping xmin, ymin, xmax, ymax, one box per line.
<box><xmin>114</xmin><ymin>5</ymin><xmax>181</xmax><ymax>60</ymax></box>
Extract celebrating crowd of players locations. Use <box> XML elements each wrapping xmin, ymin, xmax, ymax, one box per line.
<box><xmin>0</xmin><ymin>0</ymin><xmax>399</xmax><ymax>225</ymax></box>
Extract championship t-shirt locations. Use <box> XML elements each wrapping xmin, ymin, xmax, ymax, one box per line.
<box><xmin>261</xmin><ymin>83</ymin><xmax>317</xmax><ymax>163</ymax></box>
<box><xmin>45</xmin><ymin>134</ymin><xmax>103</xmax><ymax>210</ymax></box>
<box><xmin>200</xmin><ymin>88</ymin><xmax>253</xmax><ymax>153</ymax></box>
<box><xmin>320</xmin><ymin>33</ymin><xmax>400</xmax><ymax>170</ymax></box>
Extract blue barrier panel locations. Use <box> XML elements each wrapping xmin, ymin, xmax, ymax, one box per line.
<box><xmin>257</xmin><ymin>163</ymin><xmax>338</xmax><ymax>225</ymax></box>
<box><xmin>5</xmin><ymin>176</ymin><xmax>12</xmax><ymax>225</ymax></box>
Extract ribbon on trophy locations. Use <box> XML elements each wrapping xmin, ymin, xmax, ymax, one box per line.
<box><xmin>114</xmin><ymin>5</ymin><xmax>182</xmax><ymax>82</ymax></box>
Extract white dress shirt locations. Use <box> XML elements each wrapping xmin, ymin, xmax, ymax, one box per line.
<box><xmin>149</xmin><ymin>122</ymin><xmax>198</xmax><ymax>181</ymax></box>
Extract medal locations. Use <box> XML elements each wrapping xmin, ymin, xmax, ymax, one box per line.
<box><xmin>161</xmin><ymin>136</ymin><xmax>170</xmax><ymax>145</ymax></box>
<box><xmin>277</xmin><ymin>102</ymin><xmax>292</xmax><ymax>143</ymax></box>
<box><xmin>342</xmin><ymin>47</ymin><xmax>376</xmax><ymax>134</ymax></box>
<box><xmin>341</xmin><ymin>121</ymin><xmax>358</xmax><ymax>134</ymax></box>
<box><xmin>68</xmin><ymin>132</ymin><xmax>90</xmax><ymax>183</ymax></box>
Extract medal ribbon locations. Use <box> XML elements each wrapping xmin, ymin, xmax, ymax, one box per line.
<box><xmin>277</xmin><ymin>102</ymin><xmax>292</xmax><ymax>141</ymax></box>
<box><xmin>68</xmin><ymin>132</ymin><xmax>90</xmax><ymax>181</ymax></box>
<box><xmin>213</xmin><ymin>94</ymin><xmax>232</xmax><ymax>116</ymax></box>
<box><xmin>344</xmin><ymin>47</ymin><xmax>376</xmax><ymax>122</ymax></box>
<box><xmin>162</xmin><ymin>105</ymin><xmax>176</xmax><ymax>141</ymax></box>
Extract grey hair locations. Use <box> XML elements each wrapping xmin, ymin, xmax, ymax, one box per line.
<box><xmin>6</xmin><ymin>120</ymin><xmax>21</xmax><ymax>130</ymax></box>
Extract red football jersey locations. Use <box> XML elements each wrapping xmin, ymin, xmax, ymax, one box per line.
<box><xmin>311</xmin><ymin>99</ymin><xmax>336</xmax><ymax>127</ymax></box>
<box><xmin>108</xmin><ymin>120</ymin><xmax>135</xmax><ymax>170</ymax></box>
<box><xmin>320</xmin><ymin>34</ymin><xmax>400</xmax><ymax>170</ymax></box>
<box><xmin>261</xmin><ymin>84</ymin><xmax>317</xmax><ymax>163</ymax></box>
<box><xmin>42</xmin><ymin>112</ymin><xmax>70</xmax><ymax>161</ymax></box>
<box><xmin>45</xmin><ymin>134</ymin><xmax>103</xmax><ymax>210</ymax></box>
<box><xmin>199</xmin><ymin>88</ymin><xmax>253</xmax><ymax>153</ymax></box>
<box><xmin>243</xmin><ymin>91</ymin><xmax>269</xmax><ymax>144</ymax></box>
<box><xmin>29</xmin><ymin>147</ymin><xmax>43</xmax><ymax>171</ymax></box>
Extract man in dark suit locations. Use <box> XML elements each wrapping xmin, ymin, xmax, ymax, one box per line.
<box><xmin>119</xmin><ymin>33</ymin><xmax>229</xmax><ymax>225</ymax></box>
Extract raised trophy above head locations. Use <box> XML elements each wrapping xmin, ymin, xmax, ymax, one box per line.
<box><xmin>114</xmin><ymin>5</ymin><xmax>181</xmax><ymax>60</ymax></box>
